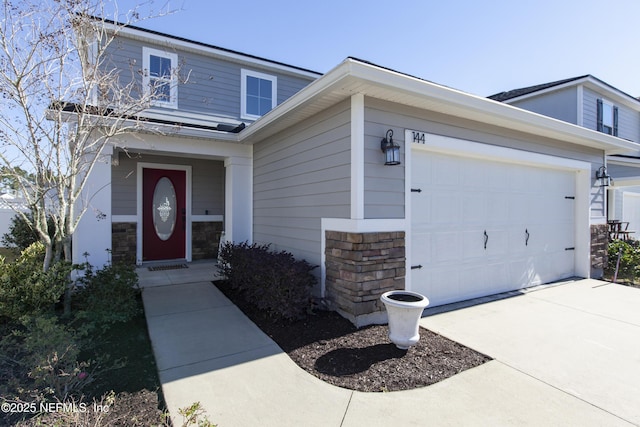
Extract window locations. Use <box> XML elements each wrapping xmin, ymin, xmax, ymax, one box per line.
<box><xmin>597</xmin><ymin>98</ymin><xmax>618</xmax><ymax>136</ymax></box>
<box><xmin>241</xmin><ymin>69</ymin><xmax>277</xmax><ymax>119</ymax></box>
<box><xmin>143</xmin><ymin>47</ymin><xmax>178</xmax><ymax>108</ymax></box>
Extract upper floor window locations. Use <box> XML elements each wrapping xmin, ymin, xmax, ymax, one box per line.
<box><xmin>143</xmin><ymin>47</ymin><xmax>178</xmax><ymax>109</ymax></box>
<box><xmin>597</xmin><ymin>98</ymin><xmax>618</xmax><ymax>136</ymax></box>
<box><xmin>241</xmin><ymin>69</ymin><xmax>277</xmax><ymax>120</ymax></box>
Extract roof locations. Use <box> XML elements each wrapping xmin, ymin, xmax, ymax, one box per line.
<box><xmin>240</xmin><ymin>58</ymin><xmax>640</xmax><ymax>155</ymax></box>
<box><xmin>489</xmin><ymin>74</ymin><xmax>640</xmax><ymax>107</ymax></box>
<box><xmin>488</xmin><ymin>75</ymin><xmax>590</xmax><ymax>102</ymax></box>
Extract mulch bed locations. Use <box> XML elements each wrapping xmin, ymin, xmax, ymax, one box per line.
<box><xmin>214</xmin><ymin>280</ymin><xmax>491</xmax><ymax>392</ymax></box>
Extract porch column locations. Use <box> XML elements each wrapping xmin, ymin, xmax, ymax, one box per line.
<box><xmin>72</xmin><ymin>145</ymin><xmax>113</xmax><ymax>268</ymax></box>
<box><xmin>224</xmin><ymin>156</ymin><xmax>252</xmax><ymax>244</ymax></box>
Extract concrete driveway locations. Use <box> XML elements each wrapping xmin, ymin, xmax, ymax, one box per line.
<box><xmin>141</xmin><ymin>265</ymin><xmax>639</xmax><ymax>426</ymax></box>
<box><xmin>421</xmin><ymin>279</ymin><xmax>640</xmax><ymax>426</ymax></box>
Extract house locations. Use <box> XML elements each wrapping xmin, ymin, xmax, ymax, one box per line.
<box><xmin>0</xmin><ymin>192</ymin><xmax>29</xmax><ymax>244</ymax></box>
<box><xmin>71</xmin><ymin>19</ymin><xmax>640</xmax><ymax>326</ymax></box>
<box><xmin>489</xmin><ymin>75</ymin><xmax>640</xmax><ymax>251</ymax></box>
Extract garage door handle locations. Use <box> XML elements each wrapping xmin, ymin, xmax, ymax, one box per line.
<box><xmin>525</xmin><ymin>229</ymin><xmax>530</xmax><ymax>246</ymax></box>
<box><xmin>484</xmin><ymin>230</ymin><xmax>488</xmax><ymax>250</ymax></box>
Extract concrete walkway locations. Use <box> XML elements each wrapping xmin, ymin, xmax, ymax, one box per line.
<box><xmin>139</xmin><ymin>264</ymin><xmax>639</xmax><ymax>426</ymax></box>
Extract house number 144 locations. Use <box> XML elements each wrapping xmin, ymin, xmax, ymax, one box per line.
<box><xmin>412</xmin><ymin>131</ymin><xmax>426</xmax><ymax>144</ymax></box>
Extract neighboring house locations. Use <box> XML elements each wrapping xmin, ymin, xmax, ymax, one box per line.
<box><xmin>71</xmin><ymin>20</ymin><xmax>640</xmax><ymax>326</ymax></box>
<box><xmin>489</xmin><ymin>75</ymin><xmax>640</xmax><ymax>243</ymax></box>
<box><xmin>0</xmin><ymin>192</ymin><xmax>28</xmax><ymax>244</ymax></box>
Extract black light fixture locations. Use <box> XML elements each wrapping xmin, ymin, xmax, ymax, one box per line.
<box><xmin>595</xmin><ymin>165</ymin><xmax>611</xmax><ymax>187</ymax></box>
<box><xmin>380</xmin><ymin>129</ymin><xmax>401</xmax><ymax>165</ymax></box>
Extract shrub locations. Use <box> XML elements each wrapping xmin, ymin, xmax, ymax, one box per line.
<box><xmin>0</xmin><ymin>242</ymin><xmax>71</xmax><ymax>321</ymax></box>
<box><xmin>73</xmin><ymin>262</ymin><xmax>140</xmax><ymax>330</ymax></box>
<box><xmin>606</xmin><ymin>239</ymin><xmax>640</xmax><ymax>283</ymax></box>
<box><xmin>1</xmin><ymin>212</ymin><xmax>55</xmax><ymax>251</ymax></box>
<box><xmin>0</xmin><ymin>314</ymin><xmax>92</xmax><ymax>410</ymax></box>
<box><xmin>218</xmin><ymin>242</ymin><xmax>317</xmax><ymax>321</ymax></box>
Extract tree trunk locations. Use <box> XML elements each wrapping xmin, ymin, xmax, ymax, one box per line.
<box><xmin>43</xmin><ymin>241</ymin><xmax>53</xmax><ymax>272</ymax></box>
<box><xmin>62</xmin><ymin>237</ymin><xmax>73</xmax><ymax>317</ymax></box>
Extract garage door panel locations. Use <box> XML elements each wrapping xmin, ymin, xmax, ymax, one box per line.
<box><xmin>411</xmin><ymin>232</ymin><xmax>431</xmax><ymax>267</ymax></box>
<box><xmin>509</xmin><ymin>194</ymin><xmax>530</xmax><ymax>223</ymax></box>
<box><xmin>432</xmin><ymin>193</ymin><xmax>461</xmax><ymax>224</ymax></box>
<box><xmin>432</xmin><ymin>231</ymin><xmax>461</xmax><ymax>263</ymax></box>
<box><xmin>433</xmin><ymin>156</ymin><xmax>460</xmax><ymax>187</ymax></box>
<box><xmin>411</xmin><ymin>148</ymin><xmax>576</xmax><ymax>307</ymax></box>
<box><xmin>462</xmin><ymin>194</ymin><xmax>486</xmax><ymax>224</ymax></box>
<box><xmin>510</xmin><ymin>257</ymin><xmax>543</xmax><ymax>288</ymax></box>
<box><xmin>487</xmin><ymin>193</ymin><xmax>509</xmax><ymax>224</ymax></box>
<box><xmin>485</xmin><ymin>228</ymin><xmax>509</xmax><ymax>257</ymax></box>
<box><xmin>426</xmin><ymin>268</ymin><xmax>460</xmax><ymax>305</ymax></box>
<box><xmin>461</xmin><ymin>229</ymin><xmax>487</xmax><ymax>260</ymax></box>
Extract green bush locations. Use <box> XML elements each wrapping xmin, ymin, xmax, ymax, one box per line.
<box><xmin>218</xmin><ymin>242</ymin><xmax>317</xmax><ymax>321</ymax></box>
<box><xmin>606</xmin><ymin>239</ymin><xmax>640</xmax><ymax>283</ymax></box>
<box><xmin>0</xmin><ymin>242</ymin><xmax>71</xmax><ymax>321</ymax></box>
<box><xmin>1</xmin><ymin>212</ymin><xmax>55</xmax><ymax>251</ymax></box>
<box><xmin>73</xmin><ymin>262</ymin><xmax>140</xmax><ymax>330</ymax></box>
<box><xmin>0</xmin><ymin>315</ymin><xmax>92</xmax><ymax>410</ymax></box>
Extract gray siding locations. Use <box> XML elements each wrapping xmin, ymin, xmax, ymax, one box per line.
<box><xmin>364</xmin><ymin>107</ymin><xmax>405</xmax><ymax>218</ymax></box>
<box><xmin>253</xmin><ymin>101</ymin><xmax>351</xmax><ymax>266</ymax></box>
<box><xmin>510</xmin><ymin>87</ymin><xmax>578</xmax><ymax>125</ymax></box>
<box><xmin>583</xmin><ymin>88</ymin><xmax>640</xmax><ymax>142</ymax></box>
<box><xmin>111</xmin><ymin>152</ymin><xmax>225</xmax><ymax>216</ymax></box>
<box><xmin>365</xmin><ymin>98</ymin><xmax>606</xmax><ymax>217</ymax></box>
<box><xmin>103</xmin><ymin>36</ymin><xmax>315</xmax><ymax>121</ymax></box>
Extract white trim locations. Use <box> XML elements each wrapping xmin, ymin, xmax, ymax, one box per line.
<box><xmin>350</xmin><ymin>94</ymin><xmax>365</xmax><ymax>219</ymax></box>
<box><xmin>405</xmin><ymin>130</ymin><xmax>592</xmax><ymax>290</ymax></box>
<box><xmin>241</xmin><ymin>59</ymin><xmax>640</xmax><ymax>155</ymax></box>
<box><xmin>136</xmin><ymin>163</ymin><xmax>192</xmax><ymax>264</ymax></box>
<box><xmin>192</xmin><ymin>214</ymin><xmax>224</xmax><ymax>222</ymax></box>
<box><xmin>112</xmin><ymin>215</ymin><xmax>137</xmax><ymax>223</ymax></box>
<box><xmin>224</xmin><ymin>156</ymin><xmax>253</xmax><ymax>244</ymax></box>
<box><xmin>142</xmin><ymin>47</ymin><xmax>178</xmax><ymax>109</ymax></box>
<box><xmin>320</xmin><ymin>218</ymin><xmax>408</xmax><ymax>297</ymax></box>
<box><xmin>408</xmin><ymin>131</ymin><xmax>591</xmax><ymax>171</ymax></box>
<box><xmin>241</xmin><ymin>69</ymin><xmax>277</xmax><ymax>120</ymax></box>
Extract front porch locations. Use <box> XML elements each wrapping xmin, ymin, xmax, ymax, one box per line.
<box><xmin>72</xmin><ymin>131</ymin><xmax>252</xmax><ymax>269</ymax></box>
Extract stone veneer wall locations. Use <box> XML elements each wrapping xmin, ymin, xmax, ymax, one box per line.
<box><xmin>590</xmin><ymin>223</ymin><xmax>609</xmax><ymax>278</ymax></box>
<box><xmin>325</xmin><ymin>231</ymin><xmax>405</xmax><ymax>327</ymax></box>
<box><xmin>192</xmin><ymin>221</ymin><xmax>223</xmax><ymax>260</ymax></box>
<box><xmin>112</xmin><ymin>222</ymin><xmax>136</xmax><ymax>264</ymax></box>
<box><xmin>111</xmin><ymin>221</ymin><xmax>223</xmax><ymax>264</ymax></box>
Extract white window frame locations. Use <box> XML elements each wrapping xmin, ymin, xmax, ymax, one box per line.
<box><xmin>241</xmin><ymin>69</ymin><xmax>277</xmax><ymax>120</ymax></box>
<box><xmin>602</xmin><ymin>99</ymin><xmax>614</xmax><ymax>135</ymax></box>
<box><xmin>142</xmin><ymin>47</ymin><xmax>178</xmax><ymax>109</ymax></box>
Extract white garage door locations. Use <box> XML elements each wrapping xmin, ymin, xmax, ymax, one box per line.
<box><xmin>411</xmin><ymin>149</ymin><xmax>576</xmax><ymax>307</ymax></box>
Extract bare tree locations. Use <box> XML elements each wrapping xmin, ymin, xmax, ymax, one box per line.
<box><xmin>0</xmin><ymin>0</ymin><xmax>177</xmax><ymax>273</ymax></box>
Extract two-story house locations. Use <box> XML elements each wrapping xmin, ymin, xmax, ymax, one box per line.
<box><xmin>71</xmin><ymin>18</ymin><xmax>640</xmax><ymax>326</ymax></box>
<box><xmin>489</xmin><ymin>75</ymin><xmax>640</xmax><ymax>240</ymax></box>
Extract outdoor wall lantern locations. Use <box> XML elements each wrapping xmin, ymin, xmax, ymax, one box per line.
<box><xmin>380</xmin><ymin>129</ymin><xmax>401</xmax><ymax>165</ymax></box>
<box><xmin>595</xmin><ymin>165</ymin><xmax>612</xmax><ymax>187</ymax></box>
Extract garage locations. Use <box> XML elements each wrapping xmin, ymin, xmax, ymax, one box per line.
<box><xmin>410</xmin><ymin>144</ymin><xmax>577</xmax><ymax>307</ymax></box>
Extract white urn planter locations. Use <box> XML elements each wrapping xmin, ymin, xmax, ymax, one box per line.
<box><xmin>380</xmin><ymin>290</ymin><xmax>430</xmax><ymax>350</ymax></box>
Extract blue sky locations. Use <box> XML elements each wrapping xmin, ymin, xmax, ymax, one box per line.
<box><xmin>109</xmin><ymin>0</ymin><xmax>640</xmax><ymax>98</ymax></box>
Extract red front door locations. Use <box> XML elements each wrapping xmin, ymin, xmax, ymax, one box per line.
<box><xmin>142</xmin><ymin>168</ymin><xmax>186</xmax><ymax>261</ymax></box>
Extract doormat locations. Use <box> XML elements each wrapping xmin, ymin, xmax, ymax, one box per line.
<box><xmin>147</xmin><ymin>264</ymin><xmax>188</xmax><ymax>271</ymax></box>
